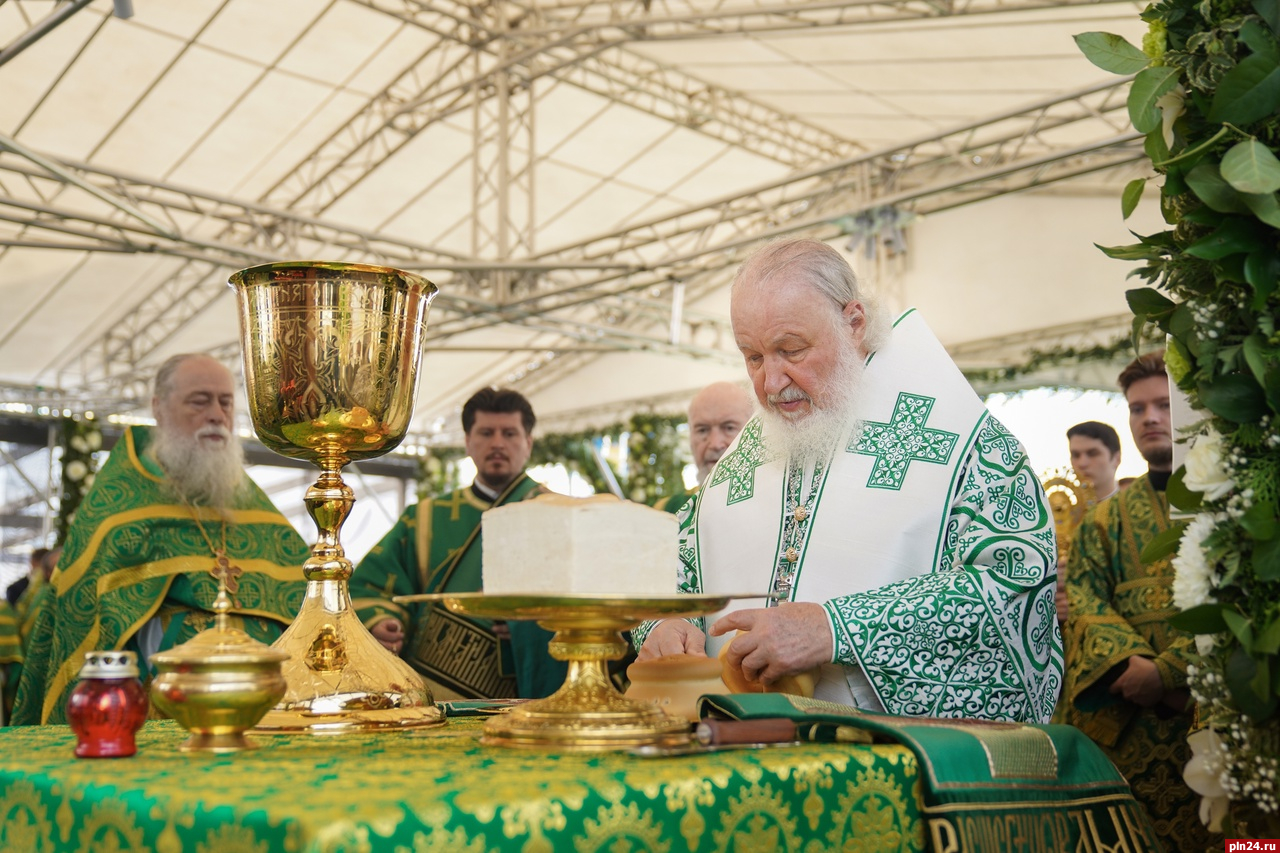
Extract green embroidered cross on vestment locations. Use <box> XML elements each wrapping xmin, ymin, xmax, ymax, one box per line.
<box><xmin>848</xmin><ymin>392</ymin><xmax>959</xmax><ymax>490</ymax></box>
<box><xmin>710</xmin><ymin>419</ymin><xmax>770</xmax><ymax>505</ymax></box>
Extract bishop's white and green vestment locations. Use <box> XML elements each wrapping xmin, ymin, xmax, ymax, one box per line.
<box><xmin>636</xmin><ymin>310</ymin><xmax>1062</xmax><ymax>723</ymax></box>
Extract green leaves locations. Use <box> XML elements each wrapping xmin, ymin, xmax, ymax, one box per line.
<box><xmin>1170</xmin><ymin>602</ymin><xmax>1229</xmax><ymax>633</ymax></box>
<box><xmin>1221</xmin><ymin>140</ymin><xmax>1280</xmax><ymax>194</ymax></box>
<box><xmin>1225</xmin><ymin>645</ymin><xmax>1279</xmax><ymax>720</ymax></box>
<box><xmin>1074</xmin><ymin>32</ymin><xmax>1151</xmax><ymax>73</ymax></box>
<box><xmin>1199</xmin><ymin>373</ymin><xmax>1269</xmax><ymax>422</ymax></box>
<box><xmin>1130</xmin><ymin>67</ymin><xmax>1182</xmax><ymax>133</ymax></box>
<box><xmin>1254</xmin><ymin>534</ymin><xmax>1280</xmax><ymax>580</ymax></box>
<box><xmin>1126</xmin><ymin>286</ymin><xmax>1176</xmax><ymax>315</ymax></box>
<box><xmin>1186</xmin><ymin>163</ymin><xmax>1253</xmax><ymax>214</ymax></box>
<box><xmin>1166</xmin><ymin>466</ymin><xmax>1204</xmax><ymax>513</ymax></box>
<box><xmin>1184</xmin><ymin>217</ymin><xmax>1264</xmax><ymax>259</ymax></box>
<box><xmin>1208</xmin><ymin>44</ymin><xmax>1280</xmax><ymax>125</ymax></box>
<box><xmin>1121</xmin><ymin>179</ymin><xmax>1146</xmax><ymax>219</ymax></box>
<box><xmin>1139</xmin><ymin>520</ymin><xmax>1189</xmax><ymax>563</ymax></box>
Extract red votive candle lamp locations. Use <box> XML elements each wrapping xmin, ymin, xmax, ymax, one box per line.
<box><xmin>66</xmin><ymin>650</ymin><xmax>148</xmax><ymax>758</ymax></box>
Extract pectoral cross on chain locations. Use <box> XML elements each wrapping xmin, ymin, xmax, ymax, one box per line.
<box><xmin>211</xmin><ymin>552</ymin><xmax>243</xmax><ymax>595</ymax></box>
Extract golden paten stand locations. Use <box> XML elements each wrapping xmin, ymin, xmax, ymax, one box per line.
<box><xmin>398</xmin><ymin>593</ymin><xmax>739</xmax><ymax>750</ymax></box>
<box><xmin>229</xmin><ymin>261</ymin><xmax>445</xmax><ymax>734</ymax></box>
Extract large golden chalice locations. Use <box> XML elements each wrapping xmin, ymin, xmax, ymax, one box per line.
<box><xmin>228</xmin><ymin>261</ymin><xmax>445</xmax><ymax>734</ymax></box>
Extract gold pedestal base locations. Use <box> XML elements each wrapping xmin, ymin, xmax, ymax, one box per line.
<box><xmin>482</xmin><ymin>662</ymin><xmax>690</xmax><ymax>750</ymax></box>
<box><xmin>254</xmin><ymin>579</ymin><xmax>446</xmax><ymax>735</ymax></box>
<box><xmin>393</xmin><ymin>592</ymin><xmax>752</xmax><ymax>750</ymax></box>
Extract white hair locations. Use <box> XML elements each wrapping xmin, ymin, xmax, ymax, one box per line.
<box><xmin>732</xmin><ymin>238</ymin><xmax>890</xmax><ymax>352</ymax></box>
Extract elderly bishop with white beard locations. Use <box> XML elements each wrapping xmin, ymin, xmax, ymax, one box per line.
<box><xmin>12</xmin><ymin>354</ymin><xmax>308</xmax><ymax>725</ymax></box>
<box><xmin>635</xmin><ymin>240</ymin><xmax>1062</xmax><ymax>723</ymax></box>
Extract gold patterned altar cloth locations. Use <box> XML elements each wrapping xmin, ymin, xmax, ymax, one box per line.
<box><xmin>0</xmin><ymin>718</ymin><xmax>926</xmax><ymax>852</ymax></box>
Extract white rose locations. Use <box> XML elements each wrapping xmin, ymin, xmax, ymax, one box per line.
<box><xmin>1183</xmin><ymin>429</ymin><xmax>1235</xmax><ymax>501</ymax></box>
<box><xmin>87</xmin><ymin>431</ymin><xmax>102</xmax><ymax>450</ymax></box>
<box><xmin>65</xmin><ymin>460</ymin><xmax>88</xmax><ymax>482</ymax></box>
<box><xmin>1172</xmin><ymin>513</ymin><xmax>1221</xmax><ymax>610</ymax></box>
<box><xmin>69</xmin><ymin>435</ymin><xmax>88</xmax><ymax>453</ymax></box>
<box><xmin>83</xmin><ymin>473</ymin><xmax>95</xmax><ymax>489</ymax></box>
<box><xmin>1183</xmin><ymin>729</ymin><xmax>1230</xmax><ymax>832</ymax></box>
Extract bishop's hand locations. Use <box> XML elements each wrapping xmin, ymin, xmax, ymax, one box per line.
<box><xmin>635</xmin><ymin>619</ymin><xmax>707</xmax><ymax>660</ymax></box>
<box><xmin>710</xmin><ymin>603</ymin><xmax>832</xmax><ymax>687</ymax></box>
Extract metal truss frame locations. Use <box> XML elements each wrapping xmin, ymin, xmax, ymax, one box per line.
<box><xmin>0</xmin><ymin>0</ymin><xmax>1146</xmax><ymax>417</ymax></box>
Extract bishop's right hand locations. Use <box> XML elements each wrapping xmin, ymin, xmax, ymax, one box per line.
<box><xmin>371</xmin><ymin>617</ymin><xmax>405</xmax><ymax>654</ymax></box>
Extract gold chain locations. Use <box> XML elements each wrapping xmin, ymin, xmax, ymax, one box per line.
<box><xmin>179</xmin><ymin>496</ymin><xmax>242</xmax><ymax>594</ymax></box>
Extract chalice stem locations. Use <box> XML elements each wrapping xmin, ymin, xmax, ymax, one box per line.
<box><xmin>303</xmin><ymin>465</ymin><xmax>354</xmax><ymax>581</ymax></box>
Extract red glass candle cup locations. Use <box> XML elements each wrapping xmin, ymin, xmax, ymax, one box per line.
<box><xmin>66</xmin><ymin>651</ymin><xmax>148</xmax><ymax>758</ymax></box>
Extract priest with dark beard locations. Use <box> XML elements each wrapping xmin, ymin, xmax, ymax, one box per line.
<box><xmin>12</xmin><ymin>354</ymin><xmax>308</xmax><ymax>725</ymax></box>
<box><xmin>635</xmin><ymin>239</ymin><xmax>1061</xmax><ymax>723</ymax></box>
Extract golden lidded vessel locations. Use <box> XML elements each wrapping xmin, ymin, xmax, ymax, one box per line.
<box><xmin>228</xmin><ymin>261</ymin><xmax>445</xmax><ymax>734</ymax></box>
<box><xmin>150</xmin><ymin>582</ymin><xmax>289</xmax><ymax>752</ymax></box>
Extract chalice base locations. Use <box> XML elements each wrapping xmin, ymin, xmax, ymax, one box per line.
<box><xmin>253</xmin><ymin>579</ymin><xmax>446</xmax><ymax>735</ymax></box>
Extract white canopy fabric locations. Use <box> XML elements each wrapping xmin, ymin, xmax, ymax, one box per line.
<box><xmin>0</xmin><ymin>0</ymin><xmax>1157</xmax><ymax>447</ymax></box>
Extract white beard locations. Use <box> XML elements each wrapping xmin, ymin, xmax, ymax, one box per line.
<box><xmin>152</xmin><ymin>424</ymin><xmax>248</xmax><ymax>511</ymax></box>
<box><xmin>758</xmin><ymin>341</ymin><xmax>866</xmax><ymax>464</ymax></box>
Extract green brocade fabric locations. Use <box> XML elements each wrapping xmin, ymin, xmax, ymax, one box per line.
<box><xmin>0</xmin><ymin>603</ymin><xmax>20</xmax><ymax>666</ymax></box>
<box><xmin>0</xmin><ymin>717</ymin><xmax>926</xmax><ymax>852</ymax></box>
<box><xmin>698</xmin><ymin>693</ymin><xmax>1161</xmax><ymax>853</ymax></box>
<box><xmin>11</xmin><ymin>426</ymin><xmax>308</xmax><ymax>726</ymax></box>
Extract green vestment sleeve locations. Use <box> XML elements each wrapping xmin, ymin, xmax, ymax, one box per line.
<box><xmin>351</xmin><ymin>505</ymin><xmax>421</xmax><ymax>632</ymax></box>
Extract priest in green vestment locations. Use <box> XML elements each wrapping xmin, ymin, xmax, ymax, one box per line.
<box><xmin>653</xmin><ymin>382</ymin><xmax>754</xmax><ymax>514</ymax></box>
<box><xmin>0</xmin><ymin>600</ymin><xmax>20</xmax><ymax>720</ymax></box>
<box><xmin>351</xmin><ymin>388</ymin><xmax>565</xmax><ymax>700</ymax></box>
<box><xmin>1062</xmin><ymin>351</ymin><xmax>1213</xmax><ymax>850</ymax></box>
<box><xmin>636</xmin><ymin>239</ymin><xmax>1061</xmax><ymax>724</ymax></box>
<box><xmin>12</xmin><ymin>354</ymin><xmax>308</xmax><ymax>725</ymax></box>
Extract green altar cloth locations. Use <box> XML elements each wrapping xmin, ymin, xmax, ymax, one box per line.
<box><xmin>0</xmin><ymin>718</ymin><xmax>926</xmax><ymax>852</ymax></box>
<box><xmin>700</xmin><ymin>694</ymin><xmax>1161</xmax><ymax>853</ymax></box>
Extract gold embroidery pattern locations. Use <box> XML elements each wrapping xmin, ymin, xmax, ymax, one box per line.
<box><xmin>0</xmin><ymin>719</ymin><xmax>927</xmax><ymax>852</ymax></box>
<box><xmin>0</xmin><ymin>779</ymin><xmax>54</xmax><ymax>852</ymax></box>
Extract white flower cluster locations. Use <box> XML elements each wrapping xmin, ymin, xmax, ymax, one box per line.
<box><xmin>1172</xmin><ymin>512</ymin><xmax>1223</xmax><ymax>610</ymax></box>
<box><xmin>1183</xmin><ymin>427</ymin><xmax>1235</xmax><ymax>501</ymax></box>
<box><xmin>1187</xmin><ymin>660</ymin><xmax>1280</xmax><ymax>820</ymax></box>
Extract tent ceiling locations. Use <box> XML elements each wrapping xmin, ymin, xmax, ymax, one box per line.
<box><xmin>0</xmin><ymin>0</ymin><xmax>1151</xmax><ymax>444</ymax></box>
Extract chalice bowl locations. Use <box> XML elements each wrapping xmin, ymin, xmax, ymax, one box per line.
<box><xmin>228</xmin><ymin>261</ymin><xmax>445</xmax><ymax>734</ymax></box>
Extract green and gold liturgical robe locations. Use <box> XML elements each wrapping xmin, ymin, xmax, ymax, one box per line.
<box><xmin>1063</xmin><ymin>474</ymin><xmax>1212</xmax><ymax>849</ymax></box>
<box><xmin>638</xmin><ymin>309</ymin><xmax>1062</xmax><ymax>723</ymax></box>
<box><xmin>352</xmin><ymin>474</ymin><xmax>566</xmax><ymax>700</ymax></box>
<box><xmin>11</xmin><ymin>426</ymin><xmax>308</xmax><ymax>726</ymax></box>
<box><xmin>0</xmin><ymin>600</ymin><xmax>20</xmax><ymax>717</ymax></box>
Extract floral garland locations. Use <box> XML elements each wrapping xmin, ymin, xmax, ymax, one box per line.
<box><xmin>1079</xmin><ymin>0</ymin><xmax>1280</xmax><ymax>831</ymax></box>
<box><xmin>960</xmin><ymin>326</ymin><xmax>1166</xmax><ymax>387</ymax></box>
<box><xmin>55</xmin><ymin>416</ymin><xmax>103</xmax><ymax>546</ymax></box>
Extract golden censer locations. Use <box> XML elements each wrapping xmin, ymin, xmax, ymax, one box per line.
<box><xmin>228</xmin><ymin>261</ymin><xmax>445</xmax><ymax>734</ymax></box>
